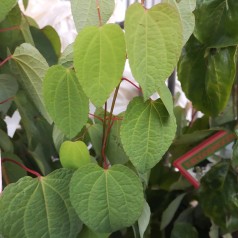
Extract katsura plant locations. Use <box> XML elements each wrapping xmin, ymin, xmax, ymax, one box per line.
<box><xmin>0</xmin><ymin>0</ymin><xmax>238</xmax><ymax>237</ymax></box>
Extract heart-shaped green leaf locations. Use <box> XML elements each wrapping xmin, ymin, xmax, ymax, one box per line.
<box><xmin>12</xmin><ymin>43</ymin><xmax>51</xmax><ymax>122</ymax></box>
<box><xmin>194</xmin><ymin>0</ymin><xmax>238</xmax><ymax>47</ymax></box>
<box><xmin>71</xmin><ymin>0</ymin><xmax>115</xmax><ymax>33</ymax></box>
<box><xmin>178</xmin><ymin>35</ymin><xmax>237</xmax><ymax>116</ymax></box>
<box><xmin>120</xmin><ymin>97</ymin><xmax>176</xmax><ymax>173</ymax></box>
<box><xmin>125</xmin><ymin>3</ymin><xmax>183</xmax><ymax>99</ymax></box>
<box><xmin>0</xmin><ymin>169</ymin><xmax>82</xmax><ymax>237</ymax></box>
<box><xmin>60</xmin><ymin>141</ymin><xmax>91</xmax><ymax>169</ymax></box>
<box><xmin>70</xmin><ymin>163</ymin><xmax>144</xmax><ymax>233</ymax></box>
<box><xmin>74</xmin><ymin>24</ymin><xmax>126</xmax><ymax>107</ymax></box>
<box><xmin>162</xmin><ymin>0</ymin><xmax>196</xmax><ymax>45</ymax></box>
<box><xmin>43</xmin><ymin>65</ymin><xmax>89</xmax><ymax>139</ymax></box>
<box><xmin>0</xmin><ymin>0</ymin><xmax>17</xmax><ymax>22</ymax></box>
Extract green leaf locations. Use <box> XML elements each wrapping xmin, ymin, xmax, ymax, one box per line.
<box><xmin>125</xmin><ymin>3</ymin><xmax>183</xmax><ymax>99</ymax></box>
<box><xmin>79</xmin><ymin>226</ymin><xmax>110</xmax><ymax>238</ymax></box>
<box><xmin>74</xmin><ymin>24</ymin><xmax>126</xmax><ymax>107</ymax></box>
<box><xmin>160</xmin><ymin>193</ymin><xmax>186</xmax><ymax>230</ymax></box>
<box><xmin>23</xmin><ymin>0</ymin><xmax>29</xmax><ymax>10</ymax></box>
<box><xmin>20</xmin><ymin>16</ymin><xmax>35</xmax><ymax>46</ymax></box>
<box><xmin>0</xmin><ymin>0</ymin><xmax>17</xmax><ymax>22</ymax></box>
<box><xmin>120</xmin><ymin>97</ymin><xmax>176</xmax><ymax>173</ymax></box>
<box><xmin>43</xmin><ymin>65</ymin><xmax>89</xmax><ymax>139</ymax></box>
<box><xmin>0</xmin><ymin>74</ymin><xmax>18</xmax><ymax>115</ymax></box>
<box><xmin>138</xmin><ymin>201</ymin><xmax>151</xmax><ymax>238</ymax></box>
<box><xmin>157</xmin><ymin>84</ymin><xmax>174</xmax><ymax>116</ymax></box>
<box><xmin>60</xmin><ymin>141</ymin><xmax>91</xmax><ymax>169</ymax></box>
<box><xmin>162</xmin><ymin>0</ymin><xmax>196</xmax><ymax>45</ymax></box>
<box><xmin>12</xmin><ymin>43</ymin><xmax>51</xmax><ymax>122</ymax></box>
<box><xmin>171</xmin><ymin>222</ymin><xmax>198</xmax><ymax>238</ymax></box>
<box><xmin>1</xmin><ymin>153</ymin><xmax>27</xmax><ymax>184</ymax></box>
<box><xmin>199</xmin><ymin>160</ymin><xmax>238</xmax><ymax>233</ymax></box>
<box><xmin>178</xmin><ymin>35</ymin><xmax>237</xmax><ymax>116</ymax></box>
<box><xmin>59</xmin><ymin>43</ymin><xmax>73</xmax><ymax>68</ymax></box>
<box><xmin>0</xmin><ymin>129</ymin><xmax>14</xmax><ymax>153</ymax></box>
<box><xmin>0</xmin><ymin>169</ymin><xmax>83</xmax><ymax>237</ymax></box>
<box><xmin>53</xmin><ymin>125</ymin><xmax>67</xmax><ymax>152</ymax></box>
<box><xmin>71</xmin><ymin>0</ymin><xmax>115</xmax><ymax>32</ymax></box>
<box><xmin>70</xmin><ymin>163</ymin><xmax>144</xmax><ymax>233</ymax></box>
<box><xmin>194</xmin><ymin>0</ymin><xmax>238</xmax><ymax>47</ymax></box>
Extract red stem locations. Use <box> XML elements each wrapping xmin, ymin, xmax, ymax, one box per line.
<box><xmin>0</xmin><ymin>55</ymin><xmax>12</xmax><ymax>67</ymax></box>
<box><xmin>0</xmin><ymin>97</ymin><xmax>14</xmax><ymax>105</ymax></box>
<box><xmin>96</xmin><ymin>0</ymin><xmax>102</xmax><ymax>26</ymax></box>
<box><xmin>2</xmin><ymin>158</ymin><xmax>42</xmax><ymax>177</ymax></box>
<box><xmin>89</xmin><ymin>113</ymin><xmax>104</xmax><ymax>122</ymax></box>
<box><xmin>0</xmin><ymin>26</ymin><xmax>20</xmax><ymax>33</ymax></box>
<box><xmin>122</xmin><ymin>77</ymin><xmax>142</xmax><ymax>91</ymax></box>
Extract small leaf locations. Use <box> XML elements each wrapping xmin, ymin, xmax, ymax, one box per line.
<box><xmin>160</xmin><ymin>193</ymin><xmax>186</xmax><ymax>230</ymax></box>
<box><xmin>0</xmin><ymin>129</ymin><xmax>14</xmax><ymax>153</ymax></box>
<box><xmin>120</xmin><ymin>97</ymin><xmax>176</xmax><ymax>173</ymax></box>
<box><xmin>12</xmin><ymin>43</ymin><xmax>51</xmax><ymax>122</ymax></box>
<box><xmin>74</xmin><ymin>24</ymin><xmax>126</xmax><ymax>107</ymax></box>
<box><xmin>71</xmin><ymin>0</ymin><xmax>115</xmax><ymax>32</ymax></box>
<box><xmin>43</xmin><ymin>65</ymin><xmax>89</xmax><ymax>139</ymax></box>
<box><xmin>163</xmin><ymin>0</ymin><xmax>196</xmax><ymax>45</ymax></box>
<box><xmin>0</xmin><ymin>0</ymin><xmax>17</xmax><ymax>22</ymax></box>
<box><xmin>171</xmin><ymin>222</ymin><xmax>198</xmax><ymax>238</ymax></box>
<box><xmin>0</xmin><ymin>169</ymin><xmax>83</xmax><ymax>237</ymax></box>
<box><xmin>138</xmin><ymin>201</ymin><xmax>151</xmax><ymax>238</ymax></box>
<box><xmin>59</xmin><ymin>43</ymin><xmax>73</xmax><ymax>68</ymax></box>
<box><xmin>0</xmin><ymin>74</ymin><xmax>18</xmax><ymax>115</ymax></box>
<box><xmin>194</xmin><ymin>0</ymin><xmax>238</xmax><ymax>47</ymax></box>
<box><xmin>70</xmin><ymin>163</ymin><xmax>144</xmax><ymax>233</ymax></box>
<box><xmin>178</xmin><ymin>35</ymin><xmax>237</xmax><ymax>116</ymax></box>
<box><xmin>60</xmin><ymin>141</ymin><xmax>91</xmax><ymax>169</ymax></box>
<box><xmin>125</xmin><ymin>3</ymin><xmax>183</xmax><ymax>99</ymax></box>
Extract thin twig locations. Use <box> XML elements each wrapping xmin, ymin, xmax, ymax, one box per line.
<box><xmin>0</xmin><ymin>26</ymin><xmax>20</xmax><ymax>33</ymax></box>
<box><xmin>96</xmin><ymin>0</ymin><xmax>102</xmax><ymax>26</ymax></box>
<box><xmin>0</xmin><ymin>55</ymin><xmax>12</xmax><ymax>67</ymax></box>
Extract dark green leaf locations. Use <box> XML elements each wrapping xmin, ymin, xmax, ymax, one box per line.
<box><xmin>199</xmin><ymin>160</ymin><xmax>238</xmax><ymax>233</ymax></box>
<box><xmin>0</xmin><ymin>129</ymin><xmax>14</xmax><ymax>153</ymax></box>
<box><xmin>0</xmin><ymin>0</ymin><xmax>17</xmax><ymax>22</ymax></box>
<box><xmin>194</xmin><ymin>0</ymin><xmax>238</xmax><ymax>47</ymax></box>
<box><xmin>171</xmin><ymin>222</ymin><xmax>198</xmax><ymax>238</ymax></box>
<box><xmin>178</xmin><ymin>35</ymin><xmax>237</xmax><ymax>116</ymax></box>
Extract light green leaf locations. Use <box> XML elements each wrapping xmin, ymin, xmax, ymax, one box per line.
<box><xmin>157</xmin><ymin>84</ymin><xmax>174</xmax><ymax>116</ymax></box>
<box><xmin>120</xmin><ymin>97</ymin><xmax>176</xmax><ymax>173</ymax></box>
<box><xmin>160</xmin><ymin>193</ymin><xmax>186</xmax><ymax>230</ymax></box>
<box><xmin>194</xmin><ymin>0</ymin><xmax>238</xmax><ymax>47</ymax></box>
<box><xmin>125</xmin><ymin>3</ymin><xmax>183</xmax><ymax>99</ymax></box>
<box><xmin>60</xmin><ymin>141</ymin><xmax>91</xmax><ymax>169</ymax></box>
<box><xmin>74</xmin><ymin>24</ymin><xmax>126</xmax><ymax>107</ymax></box>
<box><xmin>70</xmin><ymin>163</ymin><xmax>144</xmax><ymax>233</ymax></box>
<box><xmin>12</xmin><ymin>43</ymin><xmax>51</xmax><ymax>122</ymax></box>
<box><xmin>178</xmin><ymin>35</ymin><xmax>237</xmax><ymax>116</ymax></box>
<box><xmin>79</xmin><ymin>226</ymin><xmax>110</xmax><ymax>238</ymax></box>
<box><xmin>0</xmin><ymin>74</ymin><xmax>18</xmax><ymax>115</ymax></box>
<box><xmin>20</xmin><ymin>16</ymin><xmax>35</xmax><ymax>46</ymax></box>
<box><xmin>0</xmin><ymin>0</ymin><xmax>17</xmax><ymax>22</ymax></box>
<box><xmin>71</xmin><ymin>0</ymin><xmax>115</xmax><ymax>32</ymax></box>
<box><xmin>59</xmin><ymin>43</ymin><xmax>73</xmax><ymax>68</ymax></box>
<box><xmin>0</xmin><ymin>169</ymin><xmax>83</xmax><ymax>237</ymax></box>
<box><xmin>53</xmin><ymin>125</ymin><xmax>67</xmax><ymax>152</ymax></box>
<box><xmin>163</xmin><ymin>0</ymin><xmax>196</xmax><ymax>45</ymax></box>
<box><xmin>138</xmin><ymin>201</ymin><xmax>151</xmax><ymax>238</ymax></box>
<box><xmin>43</xmin><ymin>65</ymin><xmax>89</xmax><ymax>139</ymax></box>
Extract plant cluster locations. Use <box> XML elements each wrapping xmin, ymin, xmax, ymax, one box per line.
<box><xmin>0</xmin><ymin>0</ymin><xmax>238</xmax><ymax>237</ymax></box>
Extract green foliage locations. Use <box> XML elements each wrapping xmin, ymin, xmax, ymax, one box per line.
<box><xmin>1</xmin><ymin>0</ymin><xmax>238</xmax><ymax>236</ymax></box>
<box><xmin>125</xmin><ymin>3</ymin><xmax>183</xmax><ymax>99</ymax></box>
<box><xmin>120</xmin><ymin>97</ymin><xmax>176</xmax><ymax>173</ymax></box>
<box><xmin>0</xmin><ymin>169</ymin><xmax>82</xmax><ymax>237</ymax></box>
<box><xmin>71</xmin><ymin>0</ymin><xmax>115</xmax><ymax>32</ymax></box>
<box><xmin>43</xmin><ymin>65</ymin><xmax>89</xmax><ymax>138</ymax></box>
<box><xmin>74</xmin><ymin>24</ymin><xmax>126</xmax><ymax>107</ymax></box>
<box><xmin>70</xmin><ymin>164</ymin><xmax>144</xmax><ymax>233</ymax></box>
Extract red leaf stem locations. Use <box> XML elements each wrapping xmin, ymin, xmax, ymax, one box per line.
<box><xmin>0</xmin><ymin>55</ymin><xmax>12</xmax><ymax>67</ymax></box>
<box><xmin>0</xmin><ymin>25</ymin><xmax>20</xmax><ymax>33</ymax></box>
<box><xmin>122</xmin><ymin>77</ymin><xmax>142</xmax><ymax>91</ymax></box>
<box><xmin>2</xmin><ymin>158</ymin><xmax>42</xmax><ymax>177</ymax></box>
<box><xmin>0</xmin><ymin>97</ymin><xmax>14</xmax><ymax>105</ymax></box>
